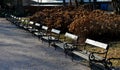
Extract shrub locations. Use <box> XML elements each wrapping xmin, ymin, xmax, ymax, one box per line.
<box><xmin>30</xmin><ymin>6</ymin><xmax>120</xmax><ymax>41</ymax></box>
<box><xmin>69</xmin><ymin>9</ymin><xmax>120</xmax><ymax>41</ymax></box>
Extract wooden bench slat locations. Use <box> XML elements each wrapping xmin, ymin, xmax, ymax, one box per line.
<box><xmin>54</xmin><ymin>32</ymin><xmax>78</xmax><ymax>56</ymax></box>
<box><xmin>21</xmin><ymin>19</ymin><xmax>24</xmax><ymax>22</ymax></box>
<box><xmin>18</xmin><ymin>18</ymin><xmax>21</xmax><ymax>20</ymax></box>
<box><xmin>41</xmin><ymin>28</ymin><xmax>61</xmax><ymax>47</ymax></box>
<box><xmin>29</xmin><ymin>21</ymin><xmax>34</xmax><ymax>24</ymax></box>
<box><xmin>42</xmin><ymin>26</ymin><xmax>48</xmax><ymax>30</ymax></box>
<box><xmin>35</xmin><ymin>26</ymin><xmax>48</xmax><ymax>36</ymax></box>
<box><xmin>73</xmin><ymin>51</ymin><xmax>89</xmax><ymax>60</ymax></box>
<box><xmin>51</xmin><ymin>29</ymin><xmax>60</xmax><ymax>34</ymax></box>
<box><xmin>65</xmin><ymin>32</ymin><xmax>78</xmax><ymax>40</ymax></box>
<box><xmin>55</xmin><ymin>43</ymin><xmax>64</xmax><ymax>49</ymax></box>
<box><xmin>72</xmin><ymin>50</ymin><xmax>104</xmax><ymax>61</ymax></box>
<box><xmin>35</xmin><ymin>23</ymin><xmax>40</xmax><ymax>26</ymax></box>
<box><xmin>85</xmin><ymin>39</ymin><xmax>108</xmax><ymax>49</ymax></box>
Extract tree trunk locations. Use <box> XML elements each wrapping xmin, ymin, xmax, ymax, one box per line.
<box><xmin>112</xmin><ymin>0</ymin><xmax>120</xmax><ymax>14</ymax></box>
<box><xmin>80</xmin><ymin>0</ymin><xmax>84</xmax><ymax>4</ymax></box>
<box><xmin>75</xmin><ymin>0</ymin><xmax>78</xmax><ymax>7</ymax></box>
<box><xmin>63</xmin><ymin>0</ymin><xmax>66</xmax><ymax>6</ymax></box>
<box><xmin>16</xmin><ymin>0</ymin><xmax>24</xmax><ymax>16</ymax></box>
<box><xmin>93</xmin><ymin>0</ymin><xmax>97</xmax><ymax>9</ymax></box>
<box><xmin>89</xmin><ymin>0</ymin><xmax>93</xmax><ymax>10</ymax></box>
<box><xmin>69</xmin><ymin>0</ymin><xmax>72</xmax><ymax>6</ymax></box>
<box><xmin>0</xmin><ymin>0</ymin><xmax>4</xmax><ymax>8</ymax></box>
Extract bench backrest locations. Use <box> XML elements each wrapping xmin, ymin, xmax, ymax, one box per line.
<box><xmin>13</xmin><ymin>16</ymin><xmax>17</xmax><ymax>19</ymax></box>
<box><xmin>15</xmin><ymin>17</ymin><xmax>18</xmax><ymax>20</ymax></box>
<box><xmin>11</xmin><ymin>15</ymin><xmax>13</xmax><ymax>18</ymax></box>
<box><xmin>50</xmin><ymin>29</ymin><xmax>61</xmax><ymax>40</ymax></box>
<box><xmin>42</xmin><ymin>26</ymin><xmax>48</xmax><ymax>30</ymax></box>
<box><xmin>85</xmin><ymin>38</ymin><xmax>108</xmax><ymax>50</ymax></box>
<box><xmin>34</xmin><ymin>23</ymin><xmax>41</xmax><ymax>30</ymax></box>
<box><xmin>51</xmin><ymin>29</ymin><xmax>61</xmax><ymax>34</ymax></box>
<box><xmin>29</xmin><ymin>21</ymin><xmax>34</xmax><ymax>25</ymax></box>
<box><xmin>65</xmin><ymin>32</ymin><xmax>78</xmax><ymax>41</ymax></box>
<box><xmin>35</xmin><ymin>23</ymin><xmax>41</xmax><ymax>27</ymax></box>
<box><xmin>25</xmin><ymin>20</ymin><xmax>28</xmax><ymax>23</ymax></box>
<box><xmin>21</xmin><ymin>19</ymin><xmax>24</xmax><ymax>22</ymax></box>
<box><xmin>18</xmin><ymin>17</ymin><xmax>22</xmax><ymax>20</ymax></box>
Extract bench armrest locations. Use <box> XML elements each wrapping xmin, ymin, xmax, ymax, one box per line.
<box><xmin>108</xmin><ymin>58</ymin><xmax>120</xmax><ymax>60</ymax></box>
<box><xmin>89</xmin><ymin>51</ymin><xmax>107</xmax><ymax>61</ymax></box>
<box><xmin>73</xmin><ymin>43</ymin><xmax>85</xmax><ymax>46</ymax></box>
<box><xmin>63</xmin><ymin>43</ymin><xmax>77</xmax><ymax>51</ymax></box>
<box><xmin>90</xmin><ymin>51</ymin><xmax>107</xmax><ymax>54</ymax></box>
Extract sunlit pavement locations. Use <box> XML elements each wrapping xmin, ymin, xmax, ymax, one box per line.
<box><xmin>0</xmin><ymin>18</ymin><xmax>90</xmax><ymax>70</ymax></box>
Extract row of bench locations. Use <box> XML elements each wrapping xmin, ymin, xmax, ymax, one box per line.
<box><xmin>7</xmin><ymin>15</ymin><xmax>114</xmax><ymax>70</ymax></box>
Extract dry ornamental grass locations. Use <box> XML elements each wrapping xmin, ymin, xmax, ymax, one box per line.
<box><xmin>30</xmin><ymin>6</ymin><xmax>120</xmax><ymax>66</ymax></box>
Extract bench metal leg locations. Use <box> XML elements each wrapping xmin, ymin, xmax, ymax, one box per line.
<box><xmin>64</xmin><ymin>49</ymin><xmax>67</xmax><ymax>58</ymax></box>
<box><xmin>48</xmin><ymin>42</ymin><xmax>51</xmax><ymax>47</ymax></box>
<box><xmin>71</xmin><ymin>53</ymin><xmax>74</xmax><ymax>61</ymax></box>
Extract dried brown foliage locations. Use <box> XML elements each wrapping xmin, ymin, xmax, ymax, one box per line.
<box><xmin>30</xmin><ymin>7</ymin><xmax>120</xmax><ymax>41</ymax></box>
<box><xmin>30</xmin><ymin>7</ymin><xmax>86</xmax><ymax>32</ymax></box>
<box><xmin>69</xmin><ymin>9</ymin><xmax>120</xmax><ymax>40</ymax></box>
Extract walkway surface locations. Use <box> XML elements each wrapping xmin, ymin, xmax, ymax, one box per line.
<box><xmin>0</xmin><ymin>18</ymin><xmax>90</xmax><ymax>70</ymax></box>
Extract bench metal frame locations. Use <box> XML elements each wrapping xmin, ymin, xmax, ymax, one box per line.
<box><xmin>86</xmin><ymin>39</ymin><xmax>112</xmax><ymax>69</ymax></box>
<box><xmin>72</xmin><ymin>38</ymin><xmax>112</xmax><ymax>69</ymax></box>
<box><xmin>27</xmin><ymin>21</ymin><xmax>34</xmax><ymax>30</ymax></box>
<box><xmin>54</xmin><ymin>32</ymin><xmax>78</xmax><ymax>56</ymax></box>
<box><xmin>34</xmin><ymin>25</ymin><xmax>49</xmax><ymax>39</ymax></box>
<box><xmin>28</xmin><ymin>22</ymin><xmax>41</xmax><ymax>33</ymax></box>
<box><xmin>41</xmin><ymin>28</ymin><xmax>61</xmax><ymax>47</ymax></box>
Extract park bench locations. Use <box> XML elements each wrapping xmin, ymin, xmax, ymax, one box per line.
<box><xmin>5</xmin><ymin>14</ymin><xmax>21</xmax><ymax>26</ymax></box>
<box><xmin>34</xmin><ymin>25</ymin><xmax>49</xmax><ymax>39</ymax></box>
<box><xmin>6</xmin><ymin>15</ymin><xmax>12</xmax><ymax>22</ymax></box>
<box><xmin>17</xmin><ymin>19</ymin><xmax>29</xmax><ymax>29</ymax></box>
<box><xmin>54</xmin><ymin>32</ymin><xmax>78</xmax><ymax>56</ymax></box>
<box><xmin>27</xmin><ymin>21</ymin><xmax>34</xmax><ymax>30</ymax></box>
<box><xmin>87</xmin><ymin>39</ymin><xmax>112</xmax><ymax>69</ymax></box>
<box><xmin>23</xmin><ymin>21</ymin><xmax>34</xmax><ymax>30</ymax></box>
<box><xmin>72</xmin><ymin>38</ymin><xmax>112</xmax><ymax>69</ymax></box>
<box><xmin>14</xmin><ymin>17</ymin><xmax>23</xmax><ymax>27</ymax></box>
<box><xmin>9</xmin><ymin>15</ymin><xmax>18</xmax><ymax>25</ymax></box>
<box><xmin>28</xmin><ymin>23</ymin><xmax>41</xmax><ymax>34</ymax></box>
<box><xmin>9</xmin><ymin>15</ymin><xmax>16</xmax><ymax>24</ymax></box>
<box><xmin>12</xmin><ymin>16</ymin><xmax>18</xmax><ymax>24</ymax></box>
<box><xmin>10</xmin><ymin>16</ymin><xmax>22</xmax><ymax>27</ymax></box>
<box><xmin>6</xmin><ymin>14</ymin><xmax>11</xmax><ymax>21</ymax></box>
<box><xmin>17</xmin><ymin>19</ymin><xmax>26</xmax><ymax>28</ymax></box>
<box><xmin>41</xmin><ymin>28</ymin><xmax>61</xmax><ymax>47</ymax></box>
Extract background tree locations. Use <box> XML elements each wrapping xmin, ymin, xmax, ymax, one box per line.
<box><xmin>63</xmin><ymin>0</ymin><xmax>66</xmax><ymax>6</ymax></box>
<box><xmin>112</xmin><ymin>0</ymin><xmax>120</xmax><ymax>14</ymax></box>
<box><xmin>69</xmin><ymin>0</ymin><xmax>72</xmax><ymax>6</ymax></box>
<box><xmin>12</xmin><ymin>0</ymin><xmax>24</xmax><ymax>16</ymax></box>
<box><xmin>0</xmin><ymin>0</ymin><xmax>13</xmax><ymax>9</ymax></box>
<box><xmin>69</xmin><ymin>0</ymin><xmax>79</xmax><ymax>7</ymax></box>
<box><xmin>0</xmin><ymin>0</ymin><xmax>4</xmax><ymax>8</ymax></box>
<box><xmin>93</xmin><ymin>0</ymin><xmax>97</xmax><ymax>9</ymax></box>
<box><xmin>74</xmin><ymin>0</ymin><xmax>79</xmax><ymax>7</ymax></box>
<box><xmin>79</xmin><ymin>0</ymin><xmax>84</xmax><ymax>4</ymax></box>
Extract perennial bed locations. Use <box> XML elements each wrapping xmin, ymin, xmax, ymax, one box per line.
<box><xmin>29</xmin><ymin>6</ymin><xmax>120</xmax><ymax>66</ymax></box>
<box><xmin>30</xmin><ymin>6</ymin><xmax>120</xmax><ymax>41</ymax></box>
